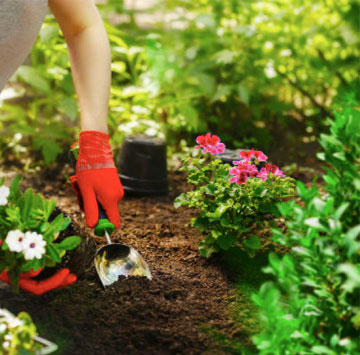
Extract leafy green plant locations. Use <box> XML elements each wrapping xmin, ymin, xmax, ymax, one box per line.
<box><xmin>174</xmin><ymin>133</ymin><xmax>295</xmax><ymax>257</ymax></box>
<box><xmin>152</xmin><ymin>0</ymin><xmax>360</xmax><ymax>147</ymax></box>
<box><xmin>250</xmin><ymin>97</ymin><xmax>360</xmax><ymax>354</ymax></box>
<box><xmin>0</xmin><ymin>175</ymin><xmax>81</xmax><ymax>290</ymax></box>
<box><xmin>0</xmin><ymin>308</ymin><xmax>41</xmax><ymax>355</ymax></box>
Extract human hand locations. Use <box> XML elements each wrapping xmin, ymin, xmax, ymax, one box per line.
<box><xmin>0</xmin><ymin>268</ymin><xmax>76</xmax><ymax>296</ymax></box>
<box><xmin>70</xmin><ymin>131</ymin><xmax>124</xmax><ymax>228</ymax></box>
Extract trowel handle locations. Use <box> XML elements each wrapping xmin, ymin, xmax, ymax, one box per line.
<box><xmin>69</xmin><ymin>147</ymin><xmax>115</xmax><ymax>237</ymax></box>
<box><xmin>95</xmin><ymin>203</ymin><xmax>115</xmax><ymax>237</ymax></box>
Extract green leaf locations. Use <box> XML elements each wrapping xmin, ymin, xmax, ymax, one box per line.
<box><xmin>334</xmin><ymin>203</ymin><xmax>349</xmax><ymax>220</ymax></box>
<box><xmin>178</xmin><ymin>103</ymin><xmax>201</xmax><ymax>131</ymax></box>
<box><xmin>33</xmin><ymin>137</ymin><xmax>62</xmax><ymax>165</ymax></box>
<box><xmin>213</xmin><ymin>49</ymin><xmax>237</xmax><ymax>64</ymax></box>
<box><xmin>9</xmin><ymin>174</ymin><xmax>22</xmax><ymax>203</ymax></box>
<box><xmin>58</xmin><ymin>236</ymin><xmax>82</xmax><ymax>251</ymax></box>
<box><xmin>58</xmin><ymin>97</ymin><xmax>78</xmax><ymax>121</ymax></box>
<box><xmin>43</xmin><ymin>214</ymin><xmax>71</xmax><ymax>240</ymax></box>
<box><xmin>304</xmin><ymin>217</ymin><xmax>324</xmax><ymax>229</ymax></box>
<box><xmin>243</xmin><ymin>236</ymin><xmax>261</xmax><ymax>250</ymax></box>
<box><xmin>237</xmin><ymin>83</ymin><xmax>250</xmax><ymax>105</ymax></box>
<box><xmin>19</xmin><ymin>189</ymin><xmax>34</xmax><ymax>224</ymax></box>
<box><xmin>46</xmin><ymin>243</ymin><xmax>61</xmax><ymax>263</ymax></box>
<box><xmin>311</xmin><ymin>345</ymin><xmax>334</xmax><ymax>354</ymax></box>
<box><xmin>40</xmin><ymin>25</ymin><xmax>59</xmax><ymax>43</ymax></box>
<box><xmin>211</xmin><ymin>85</ymin><xmax>230</xmax><ymax>103</ymax></box>
<box><xmin>17</xmin><ymin>66</ymin><xmax>51</xmax><ymax>94</ymax></box>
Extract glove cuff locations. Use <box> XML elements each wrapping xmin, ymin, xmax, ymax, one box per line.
<box><xmin>77</xmin><ymin>130</ymin><xmax>115</xmax><ymax>172</ymax></box>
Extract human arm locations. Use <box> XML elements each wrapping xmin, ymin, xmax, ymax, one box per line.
<box><xmin>48</xmin><ymin>0</ymin><xmax>111</xmax><ymax>133</ymax></box>
<box><xmin>48</xmin><ymin>0</ymin><xmax>124</xmax><ymax>228</ymax></box>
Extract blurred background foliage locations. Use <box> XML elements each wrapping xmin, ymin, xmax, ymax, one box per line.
<box><xmin>0</xmin><ymin>0</ymin><xmax>359</xmax><ymax>168</ymax></box>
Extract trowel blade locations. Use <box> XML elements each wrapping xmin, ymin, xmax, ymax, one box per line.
<box><xmin>94</xmin><ymin>243</ymin><xmax>152</xmax><ymax>288</ymax></box>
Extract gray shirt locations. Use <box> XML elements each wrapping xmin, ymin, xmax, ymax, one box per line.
<box><xmin>0</xmin><ymin>0</ymin><xmax>48</xmax><ymax>93</ymax></box>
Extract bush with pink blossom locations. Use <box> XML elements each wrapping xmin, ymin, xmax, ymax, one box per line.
<box><xmin>174</xmin><ymin>133</ymin><xmax>295</xmax><ymax>257</ymax></box>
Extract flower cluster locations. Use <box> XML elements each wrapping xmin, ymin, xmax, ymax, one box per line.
<box><xmin>1</xmin><ymin>309</ymin><xmax>40</xmax><ymax>353</ymax></box>
<box><xmin>0</xmin><ymin>309</ymin><xmax>23</xmax><ymax>350</ymax></box>
<box><xmin>195</xmin><ymin>133</ymin><xmax>225</xmax><ymax>155</ymax></box>
<box><xmin>5</xmin><ymin>230</ymin><xmax>46</xmax><ymax>260</ymax></box>
<box><xmin>230</xmin><ymin>149</ymin><xmax>285</xmax><ymax>185</ymax></box>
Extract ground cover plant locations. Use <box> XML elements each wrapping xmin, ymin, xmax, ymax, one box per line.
<box><xmin>174</xmin><ymin>133</ymin><xmax>295</xmax><ymax>257</ymax></box>
<box><xmin>0</xmin><ymin>308</ymin><xmax>41</xmax><ymax>354</ymax></box>
<box><xmin>247</xmin><ymin>96</ymin><xmax>360</xmax><ymax>354</ymax></box>
<box><xmin>0</xmin><ymin>176</ymin><xmax>81</xmax><ymax>290</ymax></box>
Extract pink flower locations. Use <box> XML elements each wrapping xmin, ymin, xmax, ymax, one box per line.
<box><xmin>229</xmin><ymin>162</ymin><xmax>258</xmax><ymax>184</ymax></box>
<box><xmin>229</xmin><ymin>168</ymin><xmax>249</xmax><ymax>185</ymax></box>
<box><xmin>235</xmin><ymin>161</ymin><xmax>258</xmax><ymax>176</ymax></box>
<box><xmin>257</xmin><ymin>164</ymin><xmax>285</xmax><ymax>181</ymax></box>
<box><xmin>239</xmin><ymin>149</ymin><xmax>268</xmax><ymax>162</ymax></box>
<box><xmin>195</xmin><ymin>133</ymin><xmax>225</xmax><ymax>155</ymax></box>
<box><xmin>256</xmin><ymin>168</ymin><xmax>268</xmax><ymax>181</ymax></box>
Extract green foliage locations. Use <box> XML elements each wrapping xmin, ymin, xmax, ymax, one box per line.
<box><xmin>0</xmin><ymin>176</ymin><xmax>81</xmax><ymax>290</ymax></box>
<box><xmin>1</xmin><ymin>1</ymin><xmax>359</xmax><ymax>167</ymax></box>
<box><xmin>251</xmin><ymin>98</ymin><xmax>360</xmax><ymax>354</ymax></box>
<box><xmin>174</xmin><ymin>150</ymin><xmax>295</xmax><ymax>257</ymax></box>
<box><xmin>0</xmin><ymin>309</ymin><xmax>41</xmax><ymax>354</ymax></box>
<box><xmin>149</xmin><ymin>0</ymin><xmax>360</xmax><ymax>147</ymax></box>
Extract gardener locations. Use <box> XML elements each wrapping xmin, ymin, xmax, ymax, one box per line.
<box><xmin>0</xmin><ymin>0</ymin><xmax>124</xmax><ymax>294</ymax></box>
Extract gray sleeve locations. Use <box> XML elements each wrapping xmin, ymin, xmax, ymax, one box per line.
<box><xmin>0</xmin><ymin>0</ymin><xmax>49</xmax><ymax>94</ymax></box>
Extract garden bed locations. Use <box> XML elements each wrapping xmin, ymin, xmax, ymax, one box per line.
<box><xmin>0</xmin><ymin>168</ymin><xmax>261</xmax><ymax>354</ymax></box>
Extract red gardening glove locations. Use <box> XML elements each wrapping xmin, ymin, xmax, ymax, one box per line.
<box><xmin>70</xmin><ymin>131</ymin><xmax>124</xmax><ymax>228</ymax></box>
<box><xmin>0</xmin><ymin>268</ymin><xmax>77</xmax><ymax>296</ymax></box>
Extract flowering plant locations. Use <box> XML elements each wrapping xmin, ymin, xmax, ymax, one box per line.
<box><xmin>0</xmin><ymin>309</ymin><xmax>41</xmax><ymax>354</ymax></box>
<box><xmin>0</xmin><ymin>175</ymin><xmax>81</xmax><ymax>290</ymax></box>
<box><xmin>174</xmin><ymin>133</ymin><xmax>295</xmax><ymax>257</ymax></box>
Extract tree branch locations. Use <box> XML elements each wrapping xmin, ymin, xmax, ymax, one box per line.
<box><xmin>275</xmin><ymin>69</ymin><xmax>334</xmax><ymax>118</ymax></box>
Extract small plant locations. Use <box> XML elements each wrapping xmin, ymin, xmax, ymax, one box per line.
<box><xmin>0</xmin><ymin>175</ymin><xmax>81</xmax><ymax>290</ymax></box>
<box><xmin>174</xmin><ymin>133</ymin><xmax>295</xmax><ymax>257</ymax></box>
<box><xmin>250</xmin><ymin>97</ymin><xmax>360</xmax><ymax>354</ymax></box>
<box><xmin>0</xmin><ymin>308</ymin><xmax>42</xmax><ymax>354</ymax></box>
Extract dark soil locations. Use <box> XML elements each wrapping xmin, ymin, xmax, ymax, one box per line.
<box><xmin>0</xmin><ymin>168</ymin><xmax>262</xmax><ymax>355</ymax></box>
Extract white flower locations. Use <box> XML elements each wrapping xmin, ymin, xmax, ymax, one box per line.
<box><xmin>2</xmin><ymin>341</ymin><xmax>10</xmax><ymax>349</ymax></box>
<box><xmin>6</xmin><ymin>317</ymin><xmax>23</xmax><ymax>329</ymax></box>
<box><xmin>264</xmin><ymin>60</ymin><xmax>277</xmax><ymax>78</ymax></box>
<box><xmin>22</xmin><ymin>232</ymin><xmax>46</xmax><ymax>260</ymax></box>
<box><xmin>5</xmin><ymin>230</ymin><xmax>25</xmax><ymax>253</ymax></box>
<box><xmin>0</xmin><ymin>185</ymin><xmax>10</xmax><ymax>206</ymax></box>
<box><xmin>4</xmin><ymin>334</ymin><xmax>13</xmax><ymax>341</ymax></box>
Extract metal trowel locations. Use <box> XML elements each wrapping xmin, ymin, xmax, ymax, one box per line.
<box><xmin>93</xmin><ymin>204</ymin><xmax>152</xmax><ymax>287</ymax></box>
<box><xmin>69</xmin><ymin>148</ymin><xmax>152</xmax><ymax>288</ymax></box>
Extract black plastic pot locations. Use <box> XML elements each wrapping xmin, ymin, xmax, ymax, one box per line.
<box><xmin>215</xmin><ymin>149</ymin><xmax>244</xmax><ymax>165</ymax></box>
<box><xmin>216</xmin><ymin>148</ymin><xmax>266</xmax><ymax>169</ymax></box>
<box><xmin>117</xmin><ymin>135</ymin><xmax>168</xmax><ymax>196</ymax></box>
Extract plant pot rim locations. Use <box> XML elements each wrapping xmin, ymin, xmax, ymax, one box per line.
<box><xmin>124</xmin><ymin>135</ymin><xmax>164</xmax><ymax>146</ymax></box>
<box><xmin>34</xmin><ymin>335</ymin><xmax>58</xmax><ymax>355</ymax></box>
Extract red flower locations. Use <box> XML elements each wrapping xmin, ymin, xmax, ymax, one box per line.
<box><xmin>195</xmin><ymin>133</ymin><xmax>225</xmax><ymax>155</ymax></box>
<box><xmin>239</xmin><ymin>149</ymin><xmax>268</xmax><ymax>162</ymax></box>
<box><xmin>257</xmin><ymin>164</ymin><xmax>285</xmax><ymax>181</ymax></box>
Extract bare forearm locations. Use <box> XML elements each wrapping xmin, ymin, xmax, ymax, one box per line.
<box><xmin>49</xmin><ymin>0</ymin><xmax>111</xmax><ymax>134</ymax></box>
<box><xmin>66</xmin><ymin>23</ymin><xmax>111</xmax><ymax>133</ymax></box>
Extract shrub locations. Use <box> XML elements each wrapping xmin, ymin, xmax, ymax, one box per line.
<box><xmin>174</xmin><ymin>133</ymin><xmax>295</xmax><ymax>257</ymax></box>
<box><xmin>0</xmin><ymin>175</ymin><xmax>81</xmax><ymax>290</ymax></box>
<box><xmin>251</xmin><ymin>97</ymin><xmax>360</xmax><ymax>354</ymax></box>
